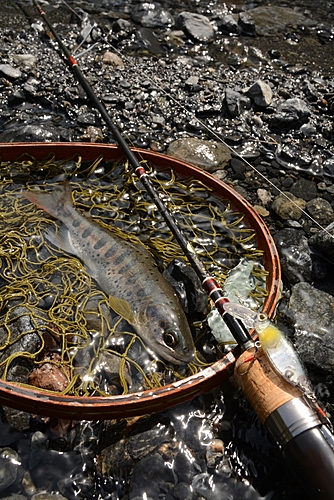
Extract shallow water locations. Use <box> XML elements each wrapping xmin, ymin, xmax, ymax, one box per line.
<box><xmin>0</xmin><ymin>0</ymin><xmax>333</xmax><ymax>499</ymax></box>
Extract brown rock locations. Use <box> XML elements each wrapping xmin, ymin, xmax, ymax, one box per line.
<box><xmin>29</xmin><ymin>362</ymin><xmax>69</xmax><ymax>392</ymax></box>
<box><xmin>102</xmin><ymin>51</ymin><xmax>124</xmax><ymax>68</ymax></box>
<box><xmin>167</xmin><ymin>138</ymin><xmax>231</xmax><ymax>172</ymax></box>
<box><xmin>271</xmin><ymin>192</ymin><xmax>306</xmax><ymax>220</ymax></box>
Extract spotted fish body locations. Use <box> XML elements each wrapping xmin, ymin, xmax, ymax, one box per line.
<box><xmin>23</xmin><ymin>182</ymin><xmax>195</xmax><ymax>364</ymax></box>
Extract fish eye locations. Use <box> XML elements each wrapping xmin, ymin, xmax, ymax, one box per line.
<box><xmin>163</xmin><ymin>330</ymin><xmax>178</xmax><ymax>348</ymax></box>
<box><xmin>258</xmin><ymin>313</ymin><xmax>267</xmax><ymax>322</ymax></box>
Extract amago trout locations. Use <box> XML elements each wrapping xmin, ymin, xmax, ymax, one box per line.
<box><xmin>23</xmin><ymin>182</ymin><xmax>195</xmax><ymax>364</ymax></box>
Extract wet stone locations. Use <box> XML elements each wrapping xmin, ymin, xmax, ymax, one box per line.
<box><xmin>0</xmin><ymin>64</ymin><xmax>21</xmax><ymax>80</ymax></box>
<box><xmin>80</xmin><ymin>125</ymin><xmax>103</xmax><ymax>143</ymax></box>
<box><xmin>0</xmin><ymin>124</ymin><xmax>64</xmax><ymax>142</ymax></box>
<box><xmin>289</xmin><ymin>179</ymin><xmax>317</xmax><ymax>201</ymax></box>
<box><xmin>163</xmin><ymin>259</ymin><xmax>208</xmax><ymax>319</ymax></box>
<box><xmin>269</xmin><ymin>98</ymin><xmax>311</xmax><ymax>132</ymax></box>
<box><xmin>173</xmin><ymin>449</ymin><xmax>201</xmax><ymax>485</ymax></box>
<box><xmin>31</xmin><ymin>493</ymin><xmax>68</xmax><ymax>500</ymax></box>
<box><xmin>167</xmin><ymin>138</ymin><xmax>231</xmax><ymax>172</ymax></box>
<box><xmin>309</xmin><ymin>222</ymin><xmax>334</xmax><ymax>262</ymax></box>
<box><xmin>289</xmin><ymin>282</ymin><xmax>334</xmax><ymax>373</ymax></box>
<box><xmin>1</xmin><ymin>495</ymin><xmax>27</xmax><ymax>500</ymax></box>
<box><xmin>271</xmin><ymin>192</ymin><xmax>306</xmax><ymax>220</ymax></box>
<box><xmin>225</xmin><ymin>89</ymin><xmax>250</xmax><ymax>118</ymax></box>
<box><xmin>306</xmin><ymin>197</ymin><xmax>334</xmax><ymax>226</ymax></box>
<box><xmin>3</xmin><ymin>407</ymin><xmax>31</xmax><ymax>433</ymax></box>
<box><xmin>129</xmin><ymin>453</ymin><xmax>175</xmax><ymax>499</ymax></box>
<box><xmin>238</xmin><ymin>12</ymin><xmax>256</xmax><ymax>36</ymax></box>
<box><xmin>11</xmin><ymin>54</ymin><xmax>37</xmax><ymax>69</ymax></box>
<box><xmin>136</xmin><ymin>27</ymin><xmax>164</xmax><ymax>55</ymax></box>
<box><xmin>300</xmin><ymin>123</ymin><xmax>317</xmax><ymax>137</ymax></box>
<box><xmin>7</xmin><ymin>89</ymin><xmax>26</xmax><ymax>105</ymax></box>
<box><xmin>102</xmin><ymin>51</ymin><xmax>124</xmax><ymax>68</ymax></box>
<box><xmin>0</xmin><ymin>448</ymin><xmax>21</xmax><ymax>492</ymax></box>
<box><xmin>166</xmin><ymin>482</ymin><xmax>192</xmax><ymax>500</ymax></box>
<box><xmin>217</xmin><ymin>14</ymin><xmax>240</xmax><ymax>36</ymax></box>
<box><xmin>323</xmin><ymin>157</ymin><xmax>334</xmax><ymax>178</ymax></box>
<box><xmin>302</xmin><ymin>80</ymin><xmax>319</xmax><ymax>102</ymax></box>
<box><xmin>112</xmin><ymin>18</ymin><xmax>132</xmax><ymax>34</ymax></box>
<box><xmin>77</xmin><ymin>111</ymin><xmax>98</xmax><ymax>126</ymax></box>
<box><xmin>230</xmin><ymin>158</ymin><xmax>246</xmax><ymax>180</ymax></box>
<box><xmin>205</xmin><ymin>438</ymin><xmax>224</xmax><ymax>468</ymax></box>
<box><xmin>192</xmin><ymin>473</ymin><xmax>265</xmax><ymax>499</ymax></box>
<box><xmin>29</xmin><ymin>447</ymin><xmax>83</xmax><ymax>494</ymax></box>
<box><xmin>273</xmin><ymin>228</ymin><xmax>312</xmax><ymax>286</ymax></box>
<box><xmin>178</xmin><ymin>12</ymin><xmax>214</xmax><ymax>43</ymax></box>
<box><xmin>246</xmin><ymin>79</ymin><xmax>272</xmax><ymax>108</ymax></box>
<box><xmin>131</xmin><ymin>3</ymin><xmax>174</xmax><ymax>28</ymax></box>
<box><xmin>245</xmin><ymin>6</ymin><xmax>314</xmax><ymax>36</ymax></box>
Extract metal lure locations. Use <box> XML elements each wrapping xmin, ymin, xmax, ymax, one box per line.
<box><xmin>223</xmin><ymin>303</ymin><xmax>313</xmax><ymax>394</ymax></box>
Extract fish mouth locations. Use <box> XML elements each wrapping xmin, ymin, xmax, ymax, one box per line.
<box><xmin>162</xmin><ymin>347</ymin><xmax>194</xmax><ymax>366</ymax></box>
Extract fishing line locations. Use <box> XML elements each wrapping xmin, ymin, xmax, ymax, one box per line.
<box><xmin>32</xmin><ymin>0</ymin><xmax>255</xmax><ymax>350</ymax></box>
<box><xmin>103</xmin><ymin>44</ymin><xmax>333</xmax><ymax>238</ymax></box>
<box><xmin>36</xmin><ymin>0</ymin><xmax>232</xmax><ymax>281</ymax></box>
<box><xmin>58</xmin><ymin>0</ymin><xmax>83</xmax><ymax>22</ymax></box>
<box><xmin>56</xmin><ymin>0</ymin><xmax>333</xmax><ymax>242</ymax></box>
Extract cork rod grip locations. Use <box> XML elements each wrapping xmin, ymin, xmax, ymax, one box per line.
<box><xmin>234</xmin><ymin>347</ymin><xmax>302</xmax><ymax>423</ymax></box>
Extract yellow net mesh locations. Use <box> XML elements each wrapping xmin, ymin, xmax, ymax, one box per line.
<box><xmin>0</xmin><ymin>152</ymin><xmax>267</xmax><ymax>397</ymax></box>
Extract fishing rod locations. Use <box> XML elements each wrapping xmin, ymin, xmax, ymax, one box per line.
<box><xmin>32</xmin><ymin>0</ymin><xmax>253</xmax><ymax>350</ymax></box>
<box><xmin>32</xmin><ymin>2</ymin><xmax>334</xmax><ymax>498</ymax></box>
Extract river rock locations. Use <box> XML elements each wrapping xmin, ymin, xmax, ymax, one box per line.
<box><xmin>167</xmin><ymin>138</ymin><xmax>231</xmax><ymax>172</ymax></box>
<box><xmin>136</xmin><ymin>27</ymin><xmax>164</xmax><ymax>55</ymax></box>
<box><xmin>0</xmin><ymin>64</ymin><xmax>21</xmax><ymax>80</ymax></box>
<box><xmin>309</xmin><ymin>222</ymin><xmax>334</xmax><ymax>262</ymax></box>
<box><xmin>257</xmin><ymin>188</ymin><xmax>272</xmax><ymax>206</ymax></box>
<box><xmin>0</xmin><ymin>124</ymin><xmax>64</xmax><ymax>142</ymax></box>
<box><xmin>306</xmin><ymin>197</ymin><xmax>334</xmax><ymax>225</ymax></box>
<box><xmin>217</xmin><ymin>14</ymin><xmax>240</xmax><ymax>36</ymax></box>
<box><xmin>102</xmin><ymin>51</ymin><xmax>124</xmax><ymax>68</ymax></box>
<box><xmin>163</xmin><ymin>259</ymin><xmax>208</xmax><ymax>320</ymax></box>
<box><xmin>31</xmin><ymin>493</ymin><xmax>68</xmax><ymax>500</ymax></box>
<box><xmin>225</xmin><ymin>89</ymin><xmax>251</xmax><ymax>118</ymax></box>
<box><xmin>269</xmin><ymin>98</ymin><xmax>311</xmax><ymax>132</ymax></box>
<box><xmin>271</xmin><ymin>192</ymin><xmax>306</xmax><ymax>220</ymax></box>
<box><xmin>0</xmin><ymin>448</ymin><xmax>21</xmax><ymax>492</ymax></box>
<box><xmin>112</xmin><ymin>18</ymin><xmax>132</xmax><ymax>34</ymax></box>
<box><xmin>1</xmin><ymin>494</ymin><xmax>27</xmax><ymax>500</ymax></box>
<box><xmin>192</xmin><ymin>473</ymin><xmax>266</xmax><ymax>500</ymax></box>
<box><xmin>129</xmin><ymin>453</ymin><xmax>175</xmax><ymax>499</ymax></box>
<box><xmin>289</xmin><ymin>282</ymin><xmax>334</xmax><ymax>373</ymax></box>
<box><xmin>2</xmin><ymin>407</ymin><xmax>31</xmax><ymax>433</ymax></box>
<box><xmin>178</xmin><ymin>12</ymin><xmax>214</xmax><ymax>43</ymax></box>
<box><xmin>131</xmin><ymin>3</ymin><xmax>174</xmax><ymax>28</ymax></box>
<box><xmin>246</xmin><ymin>80</ymin><xmax>272</xmax><ymax>107</ymax></box>
<box><xmin>11</xmin><ymin>54</ymin><xmax>37</xmax><ymax>69</ymax></box>
<box><xmin>245</xmin><ymin>6</ymin><xmax>315</xmax><ymax>36</ymax></box>
<box><xmin>273</xmin><ymin>228</ymin><xmax>312</xmax><ymax>285</ymax></box>
<box><xmin>167</xmin><ymin>482</ymin><xmax>193</xmax><ymax>500</ymax></box>
<box><xmin>289</xmin><ymin>179</ymin><xmax>317</xmax><ymax>201</ymax></box>
<box><xmin>238</xmin><ymin>12</ymin><xmax>256</xmax><ymax>36</ymax></box>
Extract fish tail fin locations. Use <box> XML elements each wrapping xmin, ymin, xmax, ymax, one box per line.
<box><xmin>23</xmin><ymin>181</ymin><xmax>73</xmax><ymax>218</ymax></box>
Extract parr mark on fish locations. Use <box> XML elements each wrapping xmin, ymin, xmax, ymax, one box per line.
<box><xmin>23</xmin><ymin>182</ymin><xmax>195</xmax><ymax>365</ymax></box>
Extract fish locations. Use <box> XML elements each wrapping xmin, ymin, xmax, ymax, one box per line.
<box><xmin>23</xmin><ymin>182</ymin><xmax>195</xmax><ymax>365</ymax></box>
<box><xmin>223</xmin><ymin>302</ymin><xmax>313</xmax><ymax>394</ymax></box>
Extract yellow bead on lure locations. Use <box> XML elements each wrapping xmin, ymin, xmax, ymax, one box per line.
<box><xmin>224</xmin><ymin>303</ymin><xmax>313</xmax><ymax>394</ymax></box>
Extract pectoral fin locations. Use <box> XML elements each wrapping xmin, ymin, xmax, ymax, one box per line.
<box><xmin>109</xmin><ymin>295</ymin><xmax>135</xmax><ymax>324</ymax></box>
